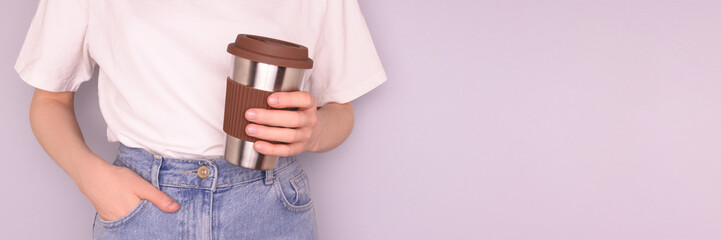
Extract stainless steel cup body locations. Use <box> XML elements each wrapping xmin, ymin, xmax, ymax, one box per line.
<box><xmin>225</xmin><ymin>57</ymin><xmax>305</xmax><ymax>170</ymax></box>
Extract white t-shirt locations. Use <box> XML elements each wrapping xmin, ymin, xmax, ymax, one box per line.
<box><xmin>14</xmin><ymin>0</ymin><xmax>387</xmax><ymax>159</ymax></box>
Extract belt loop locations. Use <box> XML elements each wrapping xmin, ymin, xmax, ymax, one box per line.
<box><xmin>151</xmin><ymin>154</ymin><xmax>163</xmax><ymax>188</ymax></box>
<box><xmin>264</xmin><ymin>169</ymin><xmax>274</xmax><ymax>185</ymax></box>
<box><xmin>208</xmin><ymin>160</ymin><xmax>218</xmax><ymax>192</ymax></box>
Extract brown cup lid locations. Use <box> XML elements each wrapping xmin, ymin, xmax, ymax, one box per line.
<box><xmin>227</xmin><ymin>34</ymin><xmax>313</xmax><ymax>69</ymax></box>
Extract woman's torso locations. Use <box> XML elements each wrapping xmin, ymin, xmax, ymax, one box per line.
<box><xmin>86</xmin><ymin>0</ymin><xmax>326</xmax><ymax>159</ymax></box>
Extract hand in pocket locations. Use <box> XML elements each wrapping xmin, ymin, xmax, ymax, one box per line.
<box><xmin>77</xmin><ymin>159</ymin><xmax>180</xmax><ymax>221</ymax></box>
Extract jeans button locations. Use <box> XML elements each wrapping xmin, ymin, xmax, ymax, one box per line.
<box><xmin>197</xmin><ymin>166</ymin><xmax>210</xmax><ymax>179</ymax></box>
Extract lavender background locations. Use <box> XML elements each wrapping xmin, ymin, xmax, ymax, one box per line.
<box><xmin>3</xmin><ymin>0</ymin><xmax>721</xmax><ymax>239</ymax></box>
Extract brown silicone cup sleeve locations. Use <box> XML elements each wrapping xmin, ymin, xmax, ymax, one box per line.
<box><xmin>223</xmin><ymin>77</ymin><xmax>281</xmax><ymax>145</ymax></box>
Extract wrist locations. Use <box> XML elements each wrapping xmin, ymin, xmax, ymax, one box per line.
<box><xmin>71</xmin><ymin>153</ymin><xmax>113</xmax><ymax>194</ymax></box>
<box><xmin>305</xmin><ymin>136</ymin><xmax>320</xmax><ymax>153</ymax></box>
<box><xmin>305</xmin><ymin>109</ymin><xmax>325</xmax><ymax>153</ymax></box>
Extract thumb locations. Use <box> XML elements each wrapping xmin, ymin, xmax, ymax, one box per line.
<box><xmin>135</xmin><ymin>182</ymin><xmax>180</xmax><ymax>213</ymax></box>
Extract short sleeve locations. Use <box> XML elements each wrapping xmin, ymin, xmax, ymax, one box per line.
<box><xmin>303</xmin><ymin>0</ymin><xmax>387</xmax><ymax>106</ymax></box>
<box><xmin>14</xmin><ymin>0</ymin><xmax>95</xmax><ymax>92</ymax></box>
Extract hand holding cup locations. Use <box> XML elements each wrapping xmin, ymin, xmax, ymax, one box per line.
<box><xmin>244</xmin><ymin>91</ymin><xmax>319</xmax><ymax>157</ymax></box>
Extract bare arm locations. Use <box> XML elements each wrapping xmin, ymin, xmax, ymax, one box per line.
<box><xmin>307</xmin><ymin>101</ymin><xmax>354</xmax><ymax>153</ymax></box>
<box><xmin>28</xmin><ymin>88</ymin><xmax>179</xmax><ymax>221</ymax></box>
<box><xmin>29</xmin><ymin>89</ymin><xmax>106</xmax><ymax>187</ymax></box>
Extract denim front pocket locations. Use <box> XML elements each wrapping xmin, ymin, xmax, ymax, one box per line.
<box><xmin>274</xmin><ymin>168</ymin><xmax>314</xmax><ymax>212</ymax></box>
<box><xmin>94</xmin><ymin>158</ymin><xmax>151</xmax><ymax>228</ymax></box>
<box><xmin>96</xmin><ymin>199</ymin><xmax>150</xmax><ymax>228</ymax></box>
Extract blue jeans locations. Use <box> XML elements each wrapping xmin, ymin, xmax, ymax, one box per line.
<box><xmin>92</xmin><ymin>143</ymin><xmax>317</xmax><ymax>239</ymax></box>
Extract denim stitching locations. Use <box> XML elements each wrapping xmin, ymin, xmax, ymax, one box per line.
<box><xmin>97</xmin><ymin>200</ymin><xmax>149</xmax><ymax>228</ymax></box>
<box><xmin>215</xmin><ymin>176</ymin><xmax>265</xmax><ymax>189</ymax></box>
<box><xmin>289</xmin><ymin>170</ymin><xmax>305</xmax><ymax>205</ymax></box>
<box><xmin>275</xmin><ymin>182</ymin><xmax>314</xmax><ymax>212</ymax></box>
<box><xmin>209</xmin><ymin>188</ymin><xmax>214</xmax><ymax>240</ymax></box>
<box><xmin>214</xmin><ymin>160</ymin><xmax>296</xmax><ymax>189</ymax></box>
<box><xmin>159</xmin><ymin>183</ymin><xmax>215</xmax><ymax>190</ymax></box>
<box><xmin>209</xmin><ymin>161</ymin><xmax>218</xmax><ymax>192</ymax></box>
<box><xmin>274</xmin><ymin>170</ymin><xmax>314</xmax><ymax>212</ymax></box>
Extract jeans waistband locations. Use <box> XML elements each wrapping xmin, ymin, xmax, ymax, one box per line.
<box><xmin>114</xmin><ymin>142</ymin><xmax>297</xmax><ymax>191</ymax></box>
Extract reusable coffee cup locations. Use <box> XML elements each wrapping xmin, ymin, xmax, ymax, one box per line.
<box><xmin>223</xmin><ymin>34</ymin><xmax>313</xmax><ymax>170</ymax></box>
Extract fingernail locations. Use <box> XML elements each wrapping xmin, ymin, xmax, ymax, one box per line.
<box><xmin>167</xmin><ymin>201</ymin><xmax>179</xmax><ymax>210</ymax></box>
<box><xmin>246</xmin><ymin>110</ymin><xmax>256</xmax><ymax>120</ymax></box>
<box><xmin>268</xmin><ymin>96</ymin><xmax>278</xmax><ymax>105</ymax></box>
<box><xmin>247</xmin><ymin>126</ymin><xmax>256</xmax><ymax>135</ymax></box>
<box><xmin>256</xmin><ymin>143</ymin><xmax>264</xmax><ymax>151</ymax></box>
